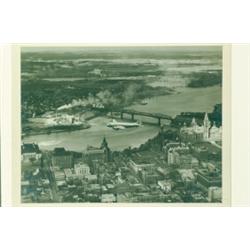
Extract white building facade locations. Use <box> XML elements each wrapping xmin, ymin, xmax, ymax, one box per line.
<box><xmin>180</xmin><ymin>113</ymin><xmax>222</xmax><ymax>142</ymax></box>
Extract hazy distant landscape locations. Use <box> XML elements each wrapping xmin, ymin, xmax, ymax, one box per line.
<box><xmin>21</xmin><ymin>47</ymin><xmax>222</xmax><ymax>121</ymax></box>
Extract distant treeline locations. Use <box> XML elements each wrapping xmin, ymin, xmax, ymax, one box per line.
<box><xmin>172</xmin><ymin>103</ymin><xmax>222</xmax><ymax>127</ymax></box>
<box><xmin>188</xmin><ymin>70</ymin><xmax>222</xmax><ymax>88</ymax></box>
<box><xmin>21</xmin><ymin>78</ymin><xmax>174</xmax><ymax>122</ymax></box>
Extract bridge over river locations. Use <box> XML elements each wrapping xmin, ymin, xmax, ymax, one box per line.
<box><xmin>110</xmin><ymin>109</ymin><xmax>173</xmax><ymax>126</ymax></box>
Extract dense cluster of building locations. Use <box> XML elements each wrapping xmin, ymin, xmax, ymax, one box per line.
<box><xmin>21</xmin><ymin>112</ymin><xmax>222</xmax><ymax>203</ymax></box>
<box><xmin>180</xmin><ymin>113</ymin><xmax>222</xmax><ymax>142</ymax></box>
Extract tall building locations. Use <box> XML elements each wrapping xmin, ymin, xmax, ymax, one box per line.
<box><xmin>101</xmin><ymin>137</ymin><xmax>108</xmax><ymax>149</ymax></box>
<box><xmin>83</xmin><ymin>146</ymin><xmax>105</xmax><ymax>164</ymax></box>
<box><xmin>180</xmin><ymin>113</ymin><xmax>222</xmax><ymax>142</ymax></box>
<box><xmin>209</xmin><ymin>122</ymin><xmax>222</xmax><ymax>141</ymax></box>
<box><xmin>52</xmin><ymin>147</ymin><xmax>73</xmax><ymax>169</ymax></box>
<box><xmin>83</xmin><ymin>138</ymin><xmax>111</xmax><ymax>165</ymax></box>
<box><xmin>203</xmin><ymin>112</ymin><xmax>211</xmax><ymax>140</ymax></box>
<box><xmin>167</xmin><ymin>145</ymin><xmax>189</xmax><ymax>165</ymax></box>
<box><xmin>100</xmin><ymin>137</ymin><xmax>111</xmax><ymax>162</ymax></box>
<box><xmin>167</xmin><ymin>146</ymin><xmax>199</xmax><ymax>169</ymax></box>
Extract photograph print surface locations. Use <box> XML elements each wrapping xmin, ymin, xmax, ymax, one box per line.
<box><xmin>20</xmin><ymin>46</ymin><xmax>223</xmax><ymax>204</ymax></box>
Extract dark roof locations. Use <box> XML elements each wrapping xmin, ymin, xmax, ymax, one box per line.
<box><xmin>53</xmin><ymin>147</ymin><xmax>70</xmax><ymax>156</ymax></box>
<box><xmin>21</xmin><ymin>143</ymin><xmax>40</xmax><ymax>154</ymax></box>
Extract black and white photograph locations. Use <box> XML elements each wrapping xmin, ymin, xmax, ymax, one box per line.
<box><xmin>20</xmin><ymin>46</ymin><xmax>223</xmax><ymax>203</ymax></box>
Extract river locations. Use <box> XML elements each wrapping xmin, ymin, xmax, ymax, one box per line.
<box><xmin>23</xmin><ymin>85</ymin><xmax>222</xmax><ymax>152</ymax></box>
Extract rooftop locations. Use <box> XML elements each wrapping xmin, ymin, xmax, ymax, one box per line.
<box><xmin>21</xmin><ymin>143</ymin><xmax>40</xmax><ymax>154</ymax></box>
<box><xmin>53</xmin><ymin>147</ymin><xmax>71</xmax><ymax>156</ymax></box>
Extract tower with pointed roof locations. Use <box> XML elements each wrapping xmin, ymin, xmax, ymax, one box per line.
<box><xmin>100</xmin><ymin>137</ymin><xmax>111</xmax><ymax>162</ymax></box>
<box><xmin>203</xmin><ymin>112</ymin><xmax>211</xmax><ymax>140</ymax></box>
<box><xmin>191</xmin><ymin>117</ymin><xmax>198</xmax><ymax>132</ymax></box>
<box><xmin>101</xmin><ymin>137</ymin><xmax>108</xmax><ymax>149</ymax></box>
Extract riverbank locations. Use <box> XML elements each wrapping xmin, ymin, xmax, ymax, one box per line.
<box><xmin>22</xmin><ymin>124</ymin><xmax>91</xmax><ymax>138</ymax></box>
<box><xmin>22</xmin><ymin>116</ymin><xmax>160</xmax><ymax>151</ymax></box>
<box><xmin>130</xmin><ymin>85</ymin><xmax>222</xmax><ymax>117</ymax></box>
<box><xmin>22</xmin><ymin>85</ymin><xmax>222</xmax><ymax>152</ymax></box>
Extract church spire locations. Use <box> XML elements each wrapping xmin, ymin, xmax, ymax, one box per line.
<box><xmin>101</xmin><ymin>137</ymin><xmax>111</xmax><ymax>162</ymax></box>
<box><xmin>203</xmin><ymin>112</ymin><xmax>211</xmax><ymax>140</ymax></box>
<box><xmin>203</xmin><ymin>112</ymin><xmax>211</xmax><ymax>127</ymax></box>
<box><xmin>191</xmin><ymin>117</ymin><xmax>197</xmax><ymax>127</ymax></box>
<box><xmin>101</xmin><ymin>137</ymin><xmax>108</xmax><ymax>149</ymax></box>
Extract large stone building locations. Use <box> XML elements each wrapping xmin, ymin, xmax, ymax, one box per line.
<box><xmin>197</xmin><ymin>168</ymin><xmax>222</xmax><ymax>189</ymax></box>
<box><xmin>74</xmin><ymin>162</ymin><xmax>90</xmax><ymax>177</ymax></box>
<box><xmin>83</xmin><ymin>137</ymin><xmax>111</xmax><ymax>165</ymax></box>
<box><xmin>167</xmin><ymin>146</ymin><xmax>199</xmax><ymax>169</ymax></box>
<box><xmin>52</xmin><ymin>147</ymin><xmax>73</xmax><ymax>169</ymax></box>
<box><xmin>180</xmin><ymin>113</ymin><xmax>222</xmax><ymax>142</ymax></box>
<box><xmin>128</xmin><ymin>159</ymin><xmax>155</xmax><ymax>174</ymax></box>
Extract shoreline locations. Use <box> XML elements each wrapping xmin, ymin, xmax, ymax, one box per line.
<box><xmin>22</xmin><ymin>125</ymin><xmax>91</xmax><ymax>138</ymax></box>
<box><xmin>22</xmin><ymin>117</ymin><xmax>161</xmax><ymax>138</ymax></box>
<box><xmin>22</xmin><ymin>85</ymin><xmax>221</xmax><ymax>151</ymax></box>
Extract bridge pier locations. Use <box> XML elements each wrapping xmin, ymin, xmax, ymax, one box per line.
<box><xmin>131</xmin><ymin>114</ymin><xmax>135</xmax><ymax>121</ymax></box>
<box><xmin>158</xmin><ymin>117</ymin><xmax>161</xmax><ymax>126</ymax></box>
<box><xmin>120</xmin><ymin>112</ymin><xmax>123</xmax><ymax>119</ymax></box>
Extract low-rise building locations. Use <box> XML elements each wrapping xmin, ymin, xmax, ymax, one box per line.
<box><xmin>21</xmin><ymin>143</ymin><xmax>42</xmax><ymax>162</ymax></box>
<box><xmin>40</xmin><ymin>178</ymin><xmax>50</xmax><ymax>187</ymax></box>
<box><xmin>140</xmin><ymin>170</ymin><xmax>160</xmax><ymax>185</ymax></box>
<box><xmin>128</xmin><ymin>159</ymin><xmax>155</xmax><ymax>173</ymax></box>
<box><xmin>74</xmin><ymin>162</ymin><xmax>90</xmax><ymax>177</ymax></box>
<box><xmin>191</xmin><ymin>193</ymin><xmax>207</xmax><ymax>202</ymax></box>
<box><xmin>86</xmin><ymin>174</ymin><xmax>98</xmax><ymax>183</ymax></box>
<box><xmin>106</xmin><ymin>183</ymin><xmax>115</xmax><ymax>191</ymax></box>
<box><xmin>88</xmin><ymin>184</ymin><xmax>101</xmax><ymax>194</ymax></box>
<box><xmin>56</xmin><ymin>180</ymin><xmax>67</xmax><ymax>187</ymax></box>
<box><xmin>117</xmin><ymin>193</ymin><xmax>131</xmax><ymax>202</ymax></box>
<box><xmin>158</xmin><ymin>180</ymin><xmax>172</xmax><ymax>193</ymax></box>
<box><xmin>178</xmin><ymin>169</ymin><xmax>195</xmax><ymax>182</ymax></box>
<box><xmin>101</xmin><ymin>194</ymin><xmax>116</xmax><ymax>203</ymax></box>
<box><xmin>162</xmin><ymin>142</ymin><xmax>186</xmax><ymax>153</ymax></box>
<box><xmin>197</xmin><ymin>169</ymin><xmax>221</xmax><ymax>188</ymax></box>
<box><xmin>64</xmin><ymin>168</ymin><xmax>75</xmax><ymax>180</ymax></box>
<box><xmin>54</xmin><ymin>170</ymin><xmax>66</xmax><ymax>181</ymax></box>
<box><xmin>208</xmin><ymin>186</ymin><xmax>222</xmax><ymax>202</ymax></box>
